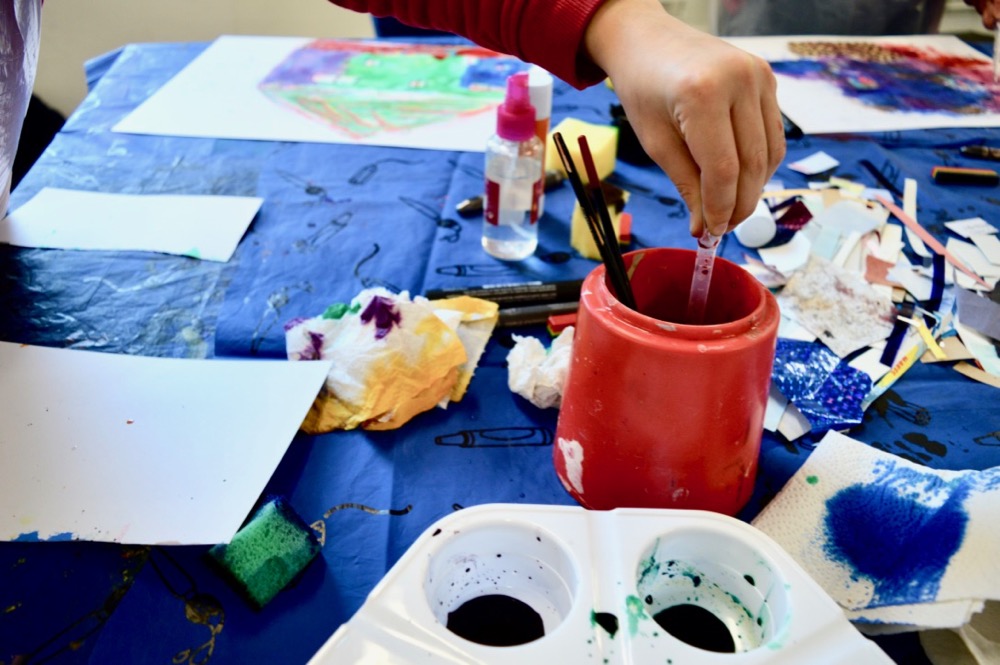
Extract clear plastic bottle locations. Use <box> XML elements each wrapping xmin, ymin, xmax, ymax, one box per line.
<box><xmin>482</xmin><ymin>72</ymin><xmax>544</xmax><ymax>261</ymax></box>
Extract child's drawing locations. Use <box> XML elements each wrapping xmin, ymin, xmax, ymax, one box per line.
<box><xmin>258</xmin><ymin>40</ymin><xmax>525</xmax><ymax>138</ymax></box>
<box><xmin>771</xmin><ymin>41</ymin><xmax>1000</xmax><ymax>116</ymax></box>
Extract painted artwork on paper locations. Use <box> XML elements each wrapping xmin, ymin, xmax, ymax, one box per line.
<box><xmin>771</xmin><ymin>41</ymin><xmax>1000</xmax><ymax>116</ymax></box>
<box><xmin>728</xmin><ymin>35</ymin><xmax>1000</xmax><ymax>134</ymax></box>
<box><xmin>258</xmin><ymin>40</ymin><xmax>524</xmax><ymax>139</ymax></box>
<box><xmin>113</xmin><ymin>36</ymin><xmax>524</xmax><ymax>152</ymax></box>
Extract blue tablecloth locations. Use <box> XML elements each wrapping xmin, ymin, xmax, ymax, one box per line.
<box><xmin>1</xmin><ymin>39</ymin><xmax>999</xmax><ymax>665</ymax></box>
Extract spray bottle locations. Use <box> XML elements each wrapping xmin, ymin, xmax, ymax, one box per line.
<box><xmin>482</xmin><ymin>71</ymin><xmax>544</xmax><ymax>261</ymax></box>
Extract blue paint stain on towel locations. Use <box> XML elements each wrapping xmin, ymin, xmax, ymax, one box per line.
<box><xmin>14</xmin><ymin>531</ymin><xmax>74</xmax><ymax>542</ymax></box>
<box><xmin>820</xmin><ymin>460</ymin><xmax>993</xmax><ymax>606</ymax></box>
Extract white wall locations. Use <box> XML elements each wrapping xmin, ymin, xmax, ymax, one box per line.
<box><xmin>35</xmin><ymin>0</ymin><xmax>375</xmax><ymax>118</ymax></box>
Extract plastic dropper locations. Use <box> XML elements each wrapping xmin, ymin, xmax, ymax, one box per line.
<box><xmin>685</xmin><ymin>228</ymin><xmax>720</xmax><ymax>325</ymax></box>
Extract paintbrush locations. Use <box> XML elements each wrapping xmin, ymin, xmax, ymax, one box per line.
<box><xmin>552</xmin><ymin>132</ymin><xmax>636</xmax><ymax>310</ymax></box>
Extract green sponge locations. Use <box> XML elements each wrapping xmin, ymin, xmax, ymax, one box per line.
<box><xmin>208</xmin><ymin>496</ymin><xmax>320</xmax><ymax>608</ymax></box>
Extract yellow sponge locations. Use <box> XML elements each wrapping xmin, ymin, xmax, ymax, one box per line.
<box><xmin>546</xmin><ymin>118</ymin><xmax>618</xmax><ymax>184</ymax></box>
<box><xmin>571</xmin><ymin>182</ymin><xmax>630</xmax><ymax>260</ymax></box>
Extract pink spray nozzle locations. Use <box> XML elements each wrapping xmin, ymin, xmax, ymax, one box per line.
<box><xmin>496</xmin><ymin>71</ymin><xmax>536</xmax><ymax>142</ymax></box>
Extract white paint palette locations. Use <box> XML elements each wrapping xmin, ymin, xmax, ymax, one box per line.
<box><xmin>308</xmin><ymin>504</ymin><xmax>892</xmax><ymax>664</ymax></box>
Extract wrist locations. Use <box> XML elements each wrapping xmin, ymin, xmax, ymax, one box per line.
<box><xmin>584</xmin><ymin>0</ymin><xmax>684</xmax><ymax>79</ymax></box>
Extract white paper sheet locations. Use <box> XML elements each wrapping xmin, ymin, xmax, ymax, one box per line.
<box><xmin>0</xmin><ymin>342</ymin><xmax>331</xmax><ymax>545</ymax></box>
<box><xmin>727</xmin><ymin>35</ymin><xmax>1000</xmax><ymax>134</ymax></box>
<box><xmin>0</xmin><ymin>188</ymin><xmax>262</xmax><ymax>261</ymax></box>
<box><xmin>113</xmin><ymin>35</ymin><xmax>512</xmax><ymax>152</ymax></box>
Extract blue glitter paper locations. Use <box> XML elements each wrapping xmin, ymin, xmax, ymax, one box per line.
<box><xmin>771</xmin><ymin>339</ymin><xmax>872</xmax><ymax>433</ymax></box>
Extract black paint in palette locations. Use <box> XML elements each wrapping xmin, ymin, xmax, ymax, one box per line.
<box><xmin>653</xmin><ymin>604</ymin><xmax>736</xmax><ymax>653</ymax></box>
<box><xmin>446</xmin><ymin>594</ymin><xmax>544</xmax><ymax>646</ymax></box>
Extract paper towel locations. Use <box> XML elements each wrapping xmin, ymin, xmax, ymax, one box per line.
<box><xmin>752</xmin><ymin>431</ymin><xmax>1000</xmax><ymax>630</ymax></box>
<box><xmin>506</xmin><ymin>327</ymin><xmax>574</xmax><ymax>409</ymax></box>
<box><xmin>285</xmin><ymin>288</ymin><xmax>496</xmax><ymax>432</ymax></box>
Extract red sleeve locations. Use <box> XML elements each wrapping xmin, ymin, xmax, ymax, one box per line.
<box><xmin>329</xmin><ymin>0</ymin><xmax>608</xmax><ymax>89</ymax></box>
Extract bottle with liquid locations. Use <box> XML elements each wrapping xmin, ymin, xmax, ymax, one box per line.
<box><xmin>482</xmin><ymin>71</ymin><xmax>544</xmax><ymax>261</ymax></box>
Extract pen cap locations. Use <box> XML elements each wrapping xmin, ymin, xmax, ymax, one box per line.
<box><xmin>497</xmin><ymin>72</ymin><xmax>536</xmax><ymax>142</ymax></box>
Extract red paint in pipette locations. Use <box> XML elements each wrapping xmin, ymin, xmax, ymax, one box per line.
<box><xmin>686</xmin><ymin>229</ymin><xmax>720</xmax><ymax>324</ymax></box>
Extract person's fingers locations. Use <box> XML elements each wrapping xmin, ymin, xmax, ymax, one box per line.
<box><xmin>646</xmin><ymin>127</ymin><xmax>706</xmax><ymax>236</ymax></box>
<box><xmin>728</xmin><ymin>77</ymin><xmax>770</xmax><ymax>233</ymax></box>
<box><xmin>673</xmin><ymin>83</ymin><xmax>740</xmax><ymax>237</ymax></box>
<box><xmin>757</xmin><ymin>59</ymin><xmax>787</xmax><ymax>183</ymax></box>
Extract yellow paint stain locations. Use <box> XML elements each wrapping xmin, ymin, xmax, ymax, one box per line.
<box><xmin>4</xmin><ymin>602</ymin><xmax>21</xmax><ymax>613</ymax></box>
<box><xmin>18</xmin><ymin>516</ymin><xmax>32</xmax><ymax>526</ymax></box>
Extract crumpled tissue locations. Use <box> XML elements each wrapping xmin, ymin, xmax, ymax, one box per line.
<box><xmin>753</xmin><ymin>430</ymin><xmax>1000</xmax><ymax>633</ymax></box>
<box><xmin>285</xmin><ymin>288</ymin><xmax>497</xmax><ymax>433</ymax></box>
<box><xmin>506</xmin><ymin>327</ymin><xmax>574</xmax><ymax>409</ymax></box>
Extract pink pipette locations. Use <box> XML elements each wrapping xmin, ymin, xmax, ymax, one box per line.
<box><xmin>685</xmin><ymin>229</ymin><xmax>720</xmax><ymax>324</ymax></box>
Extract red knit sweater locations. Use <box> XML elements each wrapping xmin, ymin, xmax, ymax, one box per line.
<box><xmin>328</xmin><ymin>0</ymin><xmax>608</xmax><ymax>88</ymax></box>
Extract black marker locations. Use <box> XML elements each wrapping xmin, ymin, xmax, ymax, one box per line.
<box><xmin>455</xmin><ymin>170</ymin><xmax>566</xmax><ymax>217</ymax></box>
<box><xmin>960</xmin><ymin>145</ymin><xmax>1000</xmax><ymax>162</ymax></box>
<box><xmin>931</xmin><ymin>166</ymin><xmax>999</xmax><ymax>186</ymax></box>
<box><xmin>497</xmin><ymin>301</ymin><xmax>578</xmax><ymax>328</ymax></box>
<box><xmin>425</xmin><ymin>278</ymin><xmax>583</xmax><ymax>308</ymax></box>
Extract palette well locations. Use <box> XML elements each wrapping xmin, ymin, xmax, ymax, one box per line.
<box><xmin>307</xmin><ymin>504</ymin><xmax>892</xmax><ymax>664</ymax></box>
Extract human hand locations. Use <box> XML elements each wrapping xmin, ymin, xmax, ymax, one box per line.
<box><xmin>584</xmin><ymin>0</ymin><xmax>785</xmax><ymax>237</ymax></box>
<box><xmin>964</xmin><ymin>0</ymin><xmax>1000</xmax><ymax>28</ymax></box>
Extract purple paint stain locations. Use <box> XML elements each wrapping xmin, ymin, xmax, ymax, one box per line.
<box><xmin>299</xmin><ymin>331</ymin><xmax>325</xmax><ymax>360</ymax></box>
<box><xmin>360</xmin><ymin>296</ymin><xmax>402</xmax><ymax>340</ymax></box>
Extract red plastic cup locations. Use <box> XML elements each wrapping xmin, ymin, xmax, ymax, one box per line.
<box><xmin>554</xmin><ymin>247</ymin><xmax>779</xmax><ymax>515</ymax></box>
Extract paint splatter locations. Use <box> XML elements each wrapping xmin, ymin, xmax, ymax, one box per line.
<box><xmin>322</xmin><ymin>302</ymin><xmax>360</xmax><ymax>320</ymax></box>
<box><xmin>806</xmin><ymin>475</ymin><xmax>819</xmax><ymax>485</ymax></box>
<box><xmin>823</xmin><ymin>467</ymin><xmax>972</xmax><ymax>605</ymax></box>
<box><xmin>360</xmin><ymin>295</ymin><xmax>401</xmax><ymax>340</ymax></box>
<box><xmin>772</xmin><ymin>42</ymin><xmax>1000</xmax><ymax>115</ymax></box>
<box><xmin>590</xmin><ymin>610</ymin><xmax>619</xmax><ymax>638</ymax></box>
<box><xmin>624</xmin><ymin>595</ymin><xmax>649</xmax><ymax>636</ymax></box>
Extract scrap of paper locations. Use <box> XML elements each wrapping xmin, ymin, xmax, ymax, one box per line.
<box><xmin>945</xmin><ymin>217</ymin><xmax>997</xmax><ymax>239</ymax></box>
<box><xmin>0</xmin><ymin>188</ymin><xmax>262</xmax><ymax>261</ymax></box>
<box><xmin>758</xmin><ymin>232</ymin><xmax>812</xmax><ymax>273</ymax></box>
<box><xmin>0</xmin><ymin>342</ymin><xmax>331</xmax><ymax>545</ymax></box>
<box><xmin>878</xmin><ymin>196</ymin><xmax>991</xmax><ymax>289</ymax></box>
<box><xmin>771</xmin><ymin>340</ymin><xmax>871</xmax><ymax>434</ymax></box>
<box><xmin>788</xmin><ymin>150</ymin><xmax>840</xmax><ymax>175</ymax></box>
<box><xmin>902</xmin><ymin>178</ymin><xmax>932</xmax><ymax>259</ymax></box>
<box><xmin>779</xmin><ymin>255</ymin><xmax>896</xmax><ymax>357</ymax></box>
<box><xmin>921</xmin><ymin>335</ymin><xmax>974</xmax><ymax>364</ymax></box>
<box><xmin>954</xmin><ymin>320</ymin><xmax>1000</xmax><ymax>378</ymax></box>
<box><xmin>956</xmin><ymin>288</ymin><xmax>1000</xmax><ymax>342</ymax></box>
<box><xmin>753</xmin><ymin>431</ymin><xmax>1000</xmax><ymax>630</ymax></box>
<box><xmin>947</xmin><ymin>238</ymin><xmax>1000</xmax><ymax>282</ymax></box>
<box><xmin>431</xmin><ymin>297</ymin><xmax>500</xmax><ymax>403</ymax></box>
<box><xmin>971</xmin><ymin>233</ymin><xmax>1000</xmax><ymax>266</ymax></box>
